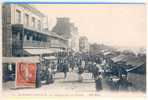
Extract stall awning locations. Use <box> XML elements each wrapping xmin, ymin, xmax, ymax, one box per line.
<box><xmin>126</xmin><ymin>59</ymin><xmax>145</xmax><ymax>67</ymax></box>
<box><xmin>111</xmin><ymin>54</ymin><xmax>127</xmax><ymax>63</ymax></box>
<box><xmin>103</xmin><ymin>52</ymin><xmax>111</xmax><ymax>56</ymax></box>
<box><xmin>43</xmin><ymin>56</ymin><xmax>57</xmax><ymax>60</ymax></box>
<box><xmin>24</xmin><ymin>48</ymin><xmax>63</xmax><ymax>55</ymax></box>
<box><xmin>2</xmin><ymin>56</ymin><xmax>40</xmax><ymax>63</ymax></box>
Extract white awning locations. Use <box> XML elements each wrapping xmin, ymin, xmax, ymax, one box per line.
<box><xmin>24</xmin><ymin>48</ymin><xmax>63</xmax><ymax>55</ymax></box>
<box><xmin>43</xmin><ymin>56</ymin><xmax>57</xmax><ymax>60</ymax></box>
<box><xmin>2</xmin><ymin>56</ymin><xmax>40</xmax><ymax>63</ymax></box>
<box><xmin>103</xmin><ymin>52</ymin><xmax>111</xmax><ymax>56</ymax></box>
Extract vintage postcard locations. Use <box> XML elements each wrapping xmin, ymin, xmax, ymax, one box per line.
<box><xmin>1</xmin><ymin>1</ymin><xmax>147</xmax><ymax>100</ymax></box>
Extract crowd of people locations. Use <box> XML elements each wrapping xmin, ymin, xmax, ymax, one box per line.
<box><xmin>44</xmin><ymin>52</ymin><xmax>133</xmax><ymax>92</ymax></box>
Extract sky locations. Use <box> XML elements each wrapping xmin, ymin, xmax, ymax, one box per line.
<box><xmin>33</xmin><ymin>4</ymin><xmax>146</xmax><ymax>50</ymax></box>
<box><xmin>3</xmin><ymin>0</ymin><xmax>145</xmax><ymax>3</ymax></box>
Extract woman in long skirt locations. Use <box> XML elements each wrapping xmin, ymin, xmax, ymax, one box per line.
<box><xmin>95</xmin><ymin>75</ymin><xmax>103</xmax><ymax>91</ymax></box>
<box><xmin>94</xmin><ymin>64</ymin><xmax>103</xmax><ymax>92</ymax></box>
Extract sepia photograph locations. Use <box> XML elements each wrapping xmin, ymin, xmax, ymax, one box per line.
<box><xmin>1</xmin><ymin>2</ymin><xmax>146</xmax><ymax>98</ymax></box>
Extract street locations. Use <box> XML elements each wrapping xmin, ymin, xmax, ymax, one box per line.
<box><xmin>3</xmin><ymin>70</ymin><xmax>96</xmax><ymax>94</ymax></box>
<box><xmin>3</xmin><ymin>70</ymin><xmax>145</xmax><ymax>97</ymax></box>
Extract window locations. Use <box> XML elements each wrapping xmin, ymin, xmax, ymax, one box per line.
<box><xmin>37</xmin><ymin>20</ymin><xmax>41</xmax><ymax>30</ymax></box>
<box><xmin>15</xmin><ymin>10</ymin><xmax>21</xmax><ymax>24</ymax></box>
<box><xmin>33</xmin><ymin>35</ymin><xmax>36</xmax><ymax>40</ymax></box>
<box><xmin>20</xmin><ymin>33</ymin><xmax>22</xmax><ymax>40</ymax></box>
<box><xmin>24</xmin><ymin>14</ymin><xmax>29</xmax><ymax>26</ymax></box>
<box><xmin>8</xmin><ymin>64</ymin><xmax>13</xmax><ymax>71</ymax></box>
<box><xmin>27</xmin><ymin>35</ymin><xmax>30</xmax><ymax>40</ymax></box>
<box><xmin>32</xmin><ymin>17</ymin><xmax>35</xmax><ymax>28</ymax></box>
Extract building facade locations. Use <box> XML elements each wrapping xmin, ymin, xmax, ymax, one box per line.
<box><xmin>2</xmin><ymin>3</ymin><xmax>68</xmax><ymax>57</ymax></box>
<box><xmin>79</xmin><ymin>36</ymin><xmax>89</xmax><ymax>53</ymax></box>
<box><xmin>52</xmin><ymin>17</ymin><xmax>79</xmax><ymax>52</ymax></box>
<box><xmin>68</xmin><ymin>23</ymin><xmax>79</xmax><ymax>52</ymax></box>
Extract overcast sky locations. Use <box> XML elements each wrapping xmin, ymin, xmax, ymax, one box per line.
<box><xmin>33</xmin><ymin>4</ymin><xmax>146</xmax><ymax>49</ymax></box>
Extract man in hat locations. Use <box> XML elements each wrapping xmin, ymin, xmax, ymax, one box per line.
<box><xmin>78</xmin><ymin>60</ymin><xmax>85</xmax><ymax>82</ymax></box>
<box><xmin>63</xmin><ymin>60</ymin><xmax>69</xmax><ymax>79</ymax></box>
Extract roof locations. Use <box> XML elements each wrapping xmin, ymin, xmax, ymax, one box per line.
<box><xmin>126</xmin><ymin>62</ymin><xmax>145</xmax><ymax>74</ymax></box>
<box><xmin>2</xmin><ymin>56</ymin><xmax>40</xmax><ymax>63</ymax></box>
<box><xmin>111</xmin><ymin>54</ymin><xmax>127</xmax><ymax>63</ymax></box>
<box><xmin>111</xmin><ymin>54</ymin><xmax>139</xmax><ymax>63</ymax></box>
<box><xmin>126</xmin><ymin>59</ymin><xmax>145</xmax><ymax>67</ymax></box>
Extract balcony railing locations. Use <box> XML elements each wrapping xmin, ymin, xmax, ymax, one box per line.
<box><xmin>50</xmin><ymin>41</ymin><xmax>67</xmax><ymax>48</ymax></box>
<box><xmin>23</xmin><ymin>40</ymin><xmax>49</xmax><ymax>48</ymax></box>
<box><xmin>12</xmin><ymin>40</ymin><xmax>67</xmax><ymax>49</ymax></box>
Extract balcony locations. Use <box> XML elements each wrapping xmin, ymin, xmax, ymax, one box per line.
<box><xmin>50</xmin><ymin>40</ymin><xmax>67</xmax><ymax>49</ymax></box>
<box><xmin>23</xmin><ymin>40</ymin><xmax>50</xmax><ymax>48</ymax></box>
<box><xmin>12</xmin><ymin>39</ymin><xmax>67</xmax><ymax>49</ymax></box>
